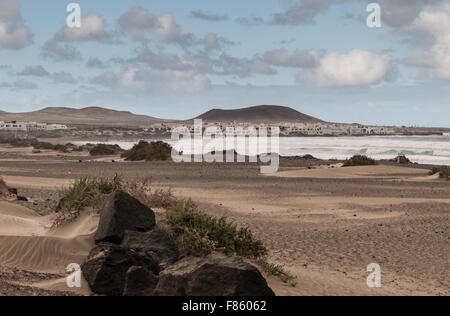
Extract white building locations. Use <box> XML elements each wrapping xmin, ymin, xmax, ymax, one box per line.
<box><xmin>0</xmin><ymin>121</ymin><xmax>68</xmax><ymax>132</ymax></box>
<box><xmin>0</xmin><ymin>121</ymin><xmax>27</xmax><ymax>131</ymax></box>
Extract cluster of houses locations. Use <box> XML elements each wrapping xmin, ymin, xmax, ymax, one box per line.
<box><xmin>0</xmin><ymin>121</ymin><xmax>68</xmax><ymax>132</ymax></box>
<box><xmin>163</xmin><ymin>121</ymin><xmax>396</xmax><ymax>137</ymax></box>
<box><xmin>0</xmin><ymin>119</ymin><xmax>397</xmax><ymax>137</ymax></box>
<box><xmin>280</xmin><ymin>123</ymin><xmax>395</xmax><ymax>136</ymax></box>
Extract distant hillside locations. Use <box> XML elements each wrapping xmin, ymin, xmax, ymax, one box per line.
<box><xmin>193</xmin><ymin>105</ymin><xmax>324</xmax><ymax>123</ymax></box>
<box><xmin>0</xmin><ymin>107</ymin><xmax>164</xmax><ymax>127</ymax></box>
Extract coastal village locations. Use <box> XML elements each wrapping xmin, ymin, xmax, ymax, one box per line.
<box><xmin>0</xmin><ymin>119</ymin><xmax>416</xmax><ymax>137</ymax></box>
<box><xmin>154</xmin><ymin>121</ymin><xmax>396</xmax><ymax>137</ymax></box>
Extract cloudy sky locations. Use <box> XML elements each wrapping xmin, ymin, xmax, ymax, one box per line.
<box><xmin>0</xmin><ymin>0</ymin><xmax>450</xmax><ymax>126</ymax></box>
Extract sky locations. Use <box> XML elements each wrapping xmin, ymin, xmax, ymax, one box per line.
<box><xmin>0</xmin><ymin>0</ymin><xmax>450</xmax><ymax>127</ymax></box>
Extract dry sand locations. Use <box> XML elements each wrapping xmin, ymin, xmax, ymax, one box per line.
<box><xmin>0</xmin><ymin>199</ymin><xmax>95</xmax><ymax>295</ymax></box>
<box><xmin>0</xmin><ymin>145</ymin><xmax>448</xmax><ymax>296</ymax></box>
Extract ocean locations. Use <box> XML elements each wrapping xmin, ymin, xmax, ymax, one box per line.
<box><xmin>78</xmin><ymin>135</ymin><xmax>450</xmax><ymax>166</ymax></box>
<box><xmin>278</xmin><ymin>135</ymin><xmax>450</xmax><ymax>165</ymax></box>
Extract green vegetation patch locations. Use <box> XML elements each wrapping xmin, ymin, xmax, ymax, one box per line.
<box><xmin>343</xmin><ymin>155</ymin><xmax>377</xmax><ymax>167</ymax></box>
<box><xmin>429</xmin><ymin>166</ymin><xmax>450</xmax><ymax>179</ymax></box>
<box><xmin>167</xmin><ymin>201</ymin><xmax>267</xmax><ymax>259</ymax></box>
<box><xmin>89</xmin><ymin>144</ymin><xmax>123</xmax><ymax>156</ymax></box>
<box><xmin>121</xmin><ymin>141</ymin><xmax>172</xmax><ymax>161</ymax></box>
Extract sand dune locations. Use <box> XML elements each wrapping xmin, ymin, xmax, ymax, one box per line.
<box><xmin>1</xmin><ymin>176</ymin><xmax>73</xmax><ymax>189</ymax></box>
<box><xmin>29</xmin><ymin>276</ymin><xmax>92</xmax><ymax>296</ymax></box>
<box><xmin>267</xmin><ymin>165</ymin><xmax>429</xmax><ymax>179</ymax></box>
<box><xmin>0</xmin><ymin>201</ymin><xmax>95</xmax><ymax>295</ymax></box>
<box><xmin>0</xmin><ymin>202</ymin><xmax>51</xmax><ymax>236</ymax></box>
<box><xmin>0</xmin><ymin>235</ymin><xmax>91</xmax><ymax>273</ymax></box>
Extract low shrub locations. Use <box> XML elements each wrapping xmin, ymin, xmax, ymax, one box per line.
<box><xmin>53</xmin><ymin>144</ymin><xmax>69</xmax><ymax>153</ymax></box>
<box><xmin>429</xmin><ymin>166</ymin><xmax>450</xmax><ymax>179</ymax></box>
<box><xmin>89</xmin><ymin>144</ymin><xmax>123</xmax><ymax>156</ymax></box>
<box><xmin>33</xmin><ymin>141</ymin><xmax>55</xmax><ymax>150</ymax></box>
<box><xmin>0</xmin><ymin>136</ymin><xmax>72</xmax><ymax>153</ymax></box>
<box><xmin>121</xmin><ymin>141</ymin><xmax>172</xmax><ymax>161</ymax></box>
<box><xmin>343</xmin><ymin>155</ymin><xmax>377</xmax><ymax>167</ymax></box>
<box><xmin>166</xmin><ymin>201</ymin><xmax>267</xmax><ymax>259</ymax></box>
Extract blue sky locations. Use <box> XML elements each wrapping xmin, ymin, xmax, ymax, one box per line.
<box><xmin>0</xmin><ymin>0</ymin><xmax>450</xmax><ymax>127</ymax></box>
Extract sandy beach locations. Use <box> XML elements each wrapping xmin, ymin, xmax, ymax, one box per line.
<box><xmin>0</xmin><ymin>144</ymin><xmax>448</xmax><ymax>296</ymax></box>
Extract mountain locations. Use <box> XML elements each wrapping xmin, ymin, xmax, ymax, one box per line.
<box><xmin>193</xmin><ymin>105</ymin><xmax>324</xmax><ymax>123</ymax></box>
<box><xmin>0</xmin><ymin>107</ymin><xmax>164</xmax><ymax>127</ymax></box>
<box><xmin>0</xmin><ymin>105</ymin><xmax>324</xmax><ymax>127</ymax></box>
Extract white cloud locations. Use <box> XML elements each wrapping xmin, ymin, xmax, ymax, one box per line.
<box><xmin>403</xmin><ymin>4</ymin><xmax>450</xmax><ymax>81</ymax></box>
<box><xmin>190</xmin><ymin>10</ymin><xmax>229</xmax><ymax>22</ymax></box>
<box><xmin>0</xmin><ymin>0</ymin><xmax>32</xmax><ymax>49</ymax></box>
<box><xmin>203</xmin><ymin>33</ymin><xmax>235</xmax><ymax>51</ymax></box>
<box><xmin>90</xmin><ymin>67</ymin><xmax>210</xmax><ymax>93</ymax></box>
<box><xmin>41</xmin><ymin>39</ymin><xmax>82</xmax><ymax>62</ymax></box>
<box><xmin>42</xmin><ymin>13</ymin><xmax>112</xmax><ymax>62</ymax></box>
<box><xmin>263</xmin><ymin>49</ymin><xmax>322</xmax><ymax>68</ymax></box>
<box><xmin>301</xmin><ymin>50</ymin><xmax>391</xmax><ymax>87</ymax></box>
<box><xmin>121</xmin><ymin>67</ymin><xmax>210</xmax><ymax>93</ymax></box>
<box><xmin>52</xmin><ymin>71</ymin><xmax>76</xmax><ymax>84</ymax></box>
<box><xmin>18</xmin><ymin>65</ymin><xmax>50</xmax><ymax>77</ymax></box>
<box><xmin>61</xmin><ymin>14</ymin><xmax>107</xmax><ymax>42</ymax></box>
<box><xmin>153</xmin><ymin>13</ymin><xmax>181</xmax><ymax>40</ymax></box>
<box><xmin>13</xmin><ymin>79</ymin><xmax>38</xmax><ymax>90</ymax></box>
<box><xmin>0</xmin><ymin>0</ymin><xmax>20</xmax><ymax>19</ymax></box>
<box><xmin>119</xmin><ymin>9</ymin><xmax>181</xmax><ymax>43</ymax></box>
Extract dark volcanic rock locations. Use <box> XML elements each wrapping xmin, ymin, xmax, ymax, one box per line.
<box><xmin>95</xmin><ymin>190</ymin><xmax>156</xmax><ymax>244</ymax></box>
<box><xmin>394</xmin><ymin>154</ymin><xmax>411</xmax><ymax>164</ymax></box>
<box><xmin>154</xmin><ymin>257</ymin><xmax>275</xmax><ymax>297</ymax></box>
<box><xmin>122</xmin><ymin>229</ymin><xmax>179</xmax><ymax>269</ymax></box>
<box><xmin>81</xmin><ymin>243</ymin><xmax>159</xmax><ymax>296</ymax></box>
<box><xmin>123</xmin><ymin>266</ymin><xmax>159</xmax><ymax>296</ymax></box>
<box><xmin>8</xmin><ymin>188</ymin><xmax>18</xmax><ymax>196</ymax></box>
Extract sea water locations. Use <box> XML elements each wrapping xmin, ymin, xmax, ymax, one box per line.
<box><xmin>78</xmin><ymin>135</ymin><xmax>450</xmax><ymax>166</ymax></box>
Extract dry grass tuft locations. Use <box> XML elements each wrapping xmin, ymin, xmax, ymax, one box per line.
<box><xmin>256</xmin><ymin>260</ymin><xmax>297</xmax><ymax>287</ymax></box>
<box><xmin>113</xmin><ymin>175</ymin><xmax>177</xmax><ymax>209</ymax></box>
<box><xmin>53</xmin><ymin>175</ymin><xmax>176</xmax><ymax>227</ymax></box>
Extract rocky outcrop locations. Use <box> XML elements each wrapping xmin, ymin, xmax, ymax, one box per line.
<box><xmin>81</xmin><ymin>243</ymin><xmax>159</xmax><ymax>296</ymax></box>
<box><xmin>123</xmin><ymin>266</ymin><xmax>159</xmax><ymax>296</ymax></box>
<box><xmin>393</xmin><ymin>154</ymin><xmax>411</xmax><ymax>164</ymax></box>
<box><xmin>154</xmin><ymin>257</ymin><xmax>275</xmax><ymax>297</ymax></box>
<box><xmin>94</xmin><ymin>190</ymin><xmax>156</xmax><ymax>244</ymax></box>
<box><xmin>122</xmin><ymin>229</ymin><xmax>179</xmax><ymax>269</ymax></box>
<box><xmin>83</xmin><ymin>190</ymin><xmax>275</xmax><ymax>296</ymax></box>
